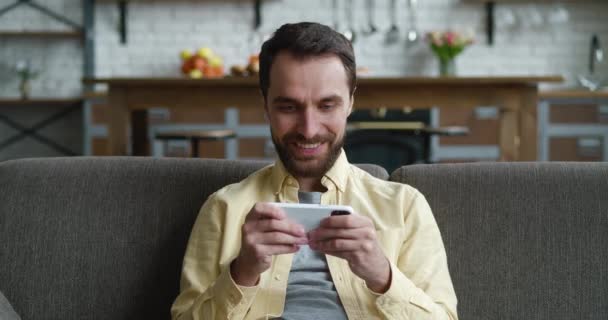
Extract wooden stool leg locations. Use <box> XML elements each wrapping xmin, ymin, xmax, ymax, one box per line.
<box><xmin>191</xmin><ymin>137</ymin><xmax>200</xmax><ymax>158</ymax></box>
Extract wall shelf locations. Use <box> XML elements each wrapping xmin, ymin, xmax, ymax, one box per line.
<box><xmin>460</xmin><ymin>0</ymin><xmax>599</xmax><ymax>46</ymax></box>
<box><xmin>0</xmin><ymin>30</ymin><xmax>83</xmax><ymax>39</ymax></box>
<box><xmin>0</xmin><ymin>98</ymin><xmax>84</xmax><ymax>107</ymax></box>
<box><xmin>97</xmin><ymin>0</ymin><xmax>271</xmax><ymax>44</ymax></box>
<box><xmin>0</xmin><ymin>1</ymin><xmax>95</xmax><ymax>158</ymax></box>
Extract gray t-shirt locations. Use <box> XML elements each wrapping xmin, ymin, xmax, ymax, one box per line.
<box><xmin>276</xmin><ymin>192</ymin><xmax>349</xmax><ymax>320</ymax></box>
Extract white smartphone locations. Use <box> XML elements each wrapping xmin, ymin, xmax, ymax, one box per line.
<box><xmin>268</xmin><ymin>202</ymin><xmax>354</xmax><ymax>232</ymax></box>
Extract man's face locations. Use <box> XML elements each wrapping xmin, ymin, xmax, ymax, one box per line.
<box><xmin>265</xmin><ymin>51</ymin><xmax>353</xmax><ymax>178</ymax></box>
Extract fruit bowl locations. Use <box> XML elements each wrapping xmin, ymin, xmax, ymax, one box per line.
<box><xmin>180</xmin><ymin>47</ymin><xmax>224</xmax><ymax>79</ymax></box>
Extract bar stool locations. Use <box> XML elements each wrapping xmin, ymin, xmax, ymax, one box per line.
<box><xmin>155</xmin><ymin>129</ymin><xmax>236</xmax><ymax>158</ymax></box>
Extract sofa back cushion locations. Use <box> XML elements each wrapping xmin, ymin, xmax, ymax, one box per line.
<box><xmin>0</xmin><ymin>157</ymin><xmax>386</xmax><ymax>320</ymax></box>
<box><xmin>391</xmin><ymin>162</ymin><xmax>608</xmax><ymax>320</ymax></box>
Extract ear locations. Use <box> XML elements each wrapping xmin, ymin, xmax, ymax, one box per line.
<box><xmin>348</xmin><ymin>87</ymin><xmax>357</xmax><ymax>116</ymax></box>
<box><xmin>261</xmin><ymin>93</ymin><xmax>270</xmax><ymax>122</ymax></box>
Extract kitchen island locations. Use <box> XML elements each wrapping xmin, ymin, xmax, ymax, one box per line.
<box><xmin>84</xmin><ymin>76</ymin><xmax>563</xmax><ymax>161</ymax></box>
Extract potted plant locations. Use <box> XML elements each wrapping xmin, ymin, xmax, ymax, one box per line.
<box><xmin>15</xmin><ymin>60</ymin><xmax>40</xmax><ymax>100</ymax></box>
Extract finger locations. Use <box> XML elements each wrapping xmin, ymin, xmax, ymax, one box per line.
<box><xmin>319</xmin><ymin>214</ymin><xmax>371</xmax><ymax>229</ymax></box>
<box><xmin>247</xmin><ymin>202</ymin><xmax>287</xmax><ymax>221</ymax></box>
<box><xmin>308</xmin><ymin>227</ymin><xmax>373</xmax><ymax>242</ymax></box>
<box><xmin>257</xmin><ymin>232</ymin><xmax>309</xmax><ymax>245</ymax></box>
<box><xmin>257</xmin><ymin>244</ymin><xmax>301</xmax><ymax>256</ymax></box>
<box><xmin>254</xmin><ymin>218</ymin><xmax>306</xmax><ymax>237</ymax></box>
<box><xmin>310</xmin><ymin>238</ymin><xmax>373</xmax><ymax>253</ymax></box>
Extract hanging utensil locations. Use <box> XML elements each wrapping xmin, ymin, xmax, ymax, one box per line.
<box><xmin>363</xmin><ymin>0</ymin><xmax>378</xmax><ymax>36</ymax></box>
<box><xmin>385</xmin><ymin>0</ymin><xmax>399</xmax><ymax>44</ymax></box>
<box><xmin>578</xmin><ymin>34</ymin><xmax>605</xmax><ymax>91</ymax></box>
<box><xmin>342</xmin><ymin>0</ymin><xmax>356</xmax><ymax>43</ymax></box>
<box><xmin>405</xmin><ymin>0</ymin><xmax>420</xmax><ymax>47</ymax></box>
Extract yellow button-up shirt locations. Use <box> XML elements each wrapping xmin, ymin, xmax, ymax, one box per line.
<box><xmin>171</xmin><ymin>151</ymin><xmax>458</xmax><ymax>320</ymax></box>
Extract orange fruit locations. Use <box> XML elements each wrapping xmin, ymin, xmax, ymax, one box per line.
<box><xmin>192</xmin><ymin>57</ymin><xmax>207</xmax><ymax>71</ymax></box>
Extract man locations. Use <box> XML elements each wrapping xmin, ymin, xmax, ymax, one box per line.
<box><xmin>171</xmin><ymin>22</ymin><xmax>458</xmax><ymax>320</ymax></box>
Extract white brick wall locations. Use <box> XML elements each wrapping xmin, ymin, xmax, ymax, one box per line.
<box><xmin>1</xmin><ymin>0</ymin><xmax>607</xmax><ymax>97</ymax></box>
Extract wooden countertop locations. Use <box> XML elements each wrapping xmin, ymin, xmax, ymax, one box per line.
<box><xmin>84</xmin><ymin>76</ymin><xmax>563</xmax><ymax>86</ymax></box>
<box><xmin>89</xmin><ymin>76</ymin><xmax>553</xmax><ymax>160</ymax></box>
<box><xmin>539</xmin><ymin>89</ymin><xmax>608</xmax><ymax>99</ymax></box>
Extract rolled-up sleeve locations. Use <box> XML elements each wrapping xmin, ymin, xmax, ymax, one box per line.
<box><xmin>373</xmin><ymin>190</ymin><xmax>458</xmax><ymax>320</ymax></box>
<box><xmin>171</xmin><ymin>195</ymin><xmax>259</xmax><ymax>320</ymax></box>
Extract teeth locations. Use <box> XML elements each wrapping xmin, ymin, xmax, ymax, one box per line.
<box><xmin>296</xmin><ymin>142</ymin><xmax>320</xmax><ymax>149</ymax></box>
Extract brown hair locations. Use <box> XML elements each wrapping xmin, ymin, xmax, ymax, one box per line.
<box><xmin>259</xmin><ymin>22</ymin><xmax>356</xmax><ymax>101</ymax></box>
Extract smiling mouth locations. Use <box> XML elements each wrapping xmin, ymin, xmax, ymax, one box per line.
<box><xmin>295</xmin><ymin>142</ymin><xmax>321</xmax><ymax>149</ymax></box>
<box><xmin>290</xmin><ymin>141</ymin><xmax>326</xmax><ymax>159</ymax></box>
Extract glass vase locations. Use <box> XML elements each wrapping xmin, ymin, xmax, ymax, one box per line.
<box><xmin>438</xmin><ymin>58</ymin><xmax>456</xmax><ymax>77</ymax></box>
<box><xmin>19</xmin><ymin>79</ymin><xmax>31</xmax><ymax>100</ymax></box>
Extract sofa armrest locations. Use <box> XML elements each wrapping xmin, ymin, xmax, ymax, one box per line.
<box><xmin>0</xmin><ymin>291</ymin><xmax>21</xmax><ymax>320</ymax></box>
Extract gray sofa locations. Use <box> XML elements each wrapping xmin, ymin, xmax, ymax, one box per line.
<box><xmin>0</xmin><ymin>157</ymin><xmax>606</xmax><ymax>319</ymax></box>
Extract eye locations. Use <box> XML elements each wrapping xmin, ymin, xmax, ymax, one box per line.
<box><xmin>321</xmin><ymin>104</ymin><xmax>335</xmax><ymax>111</ymax></box>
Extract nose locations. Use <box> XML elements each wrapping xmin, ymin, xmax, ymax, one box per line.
<box><xmin>297</xmin><ymin>107</ymin><xmax>321</xmax><ymax>140</ymax></box>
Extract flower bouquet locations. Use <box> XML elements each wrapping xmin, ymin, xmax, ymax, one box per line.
<box><xmin>427</xmin><ymin>30</ymin><xmax>474</xmax><ymax>76</ymax></box>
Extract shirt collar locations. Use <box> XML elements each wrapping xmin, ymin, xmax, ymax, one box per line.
<box><xmin>270</xmin><ymin>149</ymin><xmax>350</xmax><ymax>195</ymax></box>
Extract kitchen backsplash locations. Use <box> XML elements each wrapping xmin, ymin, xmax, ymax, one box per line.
<box><xmin>0</xmin><ymin>0</ymin><xmax>607</xmax><ymax>98</ymax></box>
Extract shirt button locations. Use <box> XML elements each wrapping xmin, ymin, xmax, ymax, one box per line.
<box><xmin>274</xmin><ymin>275</ymin><xmax>281</xmax><ymax>281</ymax></box>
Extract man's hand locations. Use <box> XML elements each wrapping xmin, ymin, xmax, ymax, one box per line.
<box><xmin>308</xmin><ymin>214</ymin><xmax>391</xmax><ymax>293</ymax></box>
<box><xmin>231</xmin><ymin>203</ymin><xmax>308</xmax><ymax>286</ymax></box>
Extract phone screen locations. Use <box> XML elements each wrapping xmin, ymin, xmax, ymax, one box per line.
<box><xmin>331</xmin><ymin>210</ymin><xmax>351</xmax><ymax>216</ymax></box>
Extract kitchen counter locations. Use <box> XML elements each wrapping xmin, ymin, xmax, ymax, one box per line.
<box><xmin>84</xmin><ymin>76</ymin><xmax>563</xmax><ymax>161</ymax></box>
<box><xmin>540</xmin><ymin>88</ymin><xmax>608</xmax><ymax>99</ymax></box>
<box><xmin>86</xmin><ymin>76</ymin><xmax>562</xmax><ymax>86</ymax></box>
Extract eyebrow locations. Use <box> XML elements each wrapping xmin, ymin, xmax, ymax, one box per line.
<box><xmin>272</xmin><ymin>96</ymin><xmax>300</xmax><ymax>105</ymax></box>
<box><xmin>320</xmin><ymin>95</ymin><xmax>344</xmax><ymax>104</ymax></box>
<box><xmin>271</xmin><ymin>95</ymin><xmax>344</xmax><ymax>105</ymax></box>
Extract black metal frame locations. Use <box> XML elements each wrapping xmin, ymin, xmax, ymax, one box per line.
<box><xmin>0</xmin><ymin>101</ymin><xmax>82</xmax><ymax>156</ymax></box>
<box><xmin>84</xmin><ymin>0</ymin><xmax>96</xmax><ymax>78</ymax></box>
<box><xmin>0</xmin><ymin>1</ymin><xmax>96</xmax><ymax>158</ymax></box>
<box><xmin>0</xmin><ymin>0</ymin><xmax>83</xmax><ymax>31</ymax></box>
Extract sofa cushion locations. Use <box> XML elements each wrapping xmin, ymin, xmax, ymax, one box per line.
<box><xmin>0</xmin><ymin>157</ymin><xmax>386</xmax><ymax>320</ymax></box>
<box><xmin>391</xmin><ymin>162</ymin><xmax>608</xmax><ymax>320</ymax></box>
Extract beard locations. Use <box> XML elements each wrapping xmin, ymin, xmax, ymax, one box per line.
<box><xmin>271</xmin><ymin>128</ymin><xmax>344</xmax><ymax>178</ymax></box>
